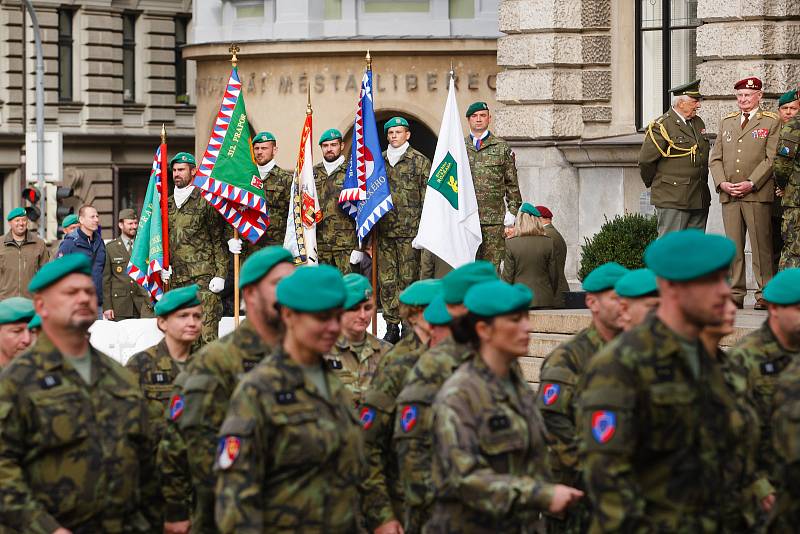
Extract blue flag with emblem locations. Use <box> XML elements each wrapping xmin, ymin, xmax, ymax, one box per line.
<box><xmin>338</xmin><ymin>67</ymin><xmax>393</xmax><ymax>246</ymax></box>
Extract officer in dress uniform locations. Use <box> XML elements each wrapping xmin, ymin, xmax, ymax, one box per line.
<box><xmin>102</xmin><ymin>208</ymin><xmax>153</xmax><ymax>320</ymax></box>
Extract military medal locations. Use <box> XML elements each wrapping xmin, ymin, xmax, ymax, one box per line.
<box><xmin>723</xmin><ymin>130</ymin><xmax>731</xmax><ymax>142</ymax></box>
<box><xmin>115</xmin><ymin>266</ymin><xmax>123</xmax><ymax>273</ymax></box>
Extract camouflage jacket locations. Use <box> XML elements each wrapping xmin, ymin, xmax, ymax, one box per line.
<box><xmin>360</xmin><ymin>332</ymin><xmax>428</xmax><ymax>530</ymax></box>
<box><xmin>465</xmin><ymin>133</ymin><xmax>522</xmax><ymax>225</ymax></box>
<box><xmin>393</xmin><ymin>336</ymin><xmax>474</xmax><ymax>532</ymax></box>
<box><xmin>427</xmin><ymin>356</ymin><xmax>554</xmax><ymax>533</ymax></box>
<box><xmin>536</xmin><ymin>324</ymin><xmax>606</xmax><ymax>483</ymax></box>
<box><xmin>157</xmin><ymin>320</ymin><xmax>275</xmax><ymax>531</ymax></box>
<box><xmin>379</xmin><ymin>146</ymin><xmax>431</xmax><ymax>238</ymax></box>
<box><xmin>313</xmin><ymin>162</ymin><xmax>357</xmax><ymax>252</ymax></box>
<box><xmin>168</xmin><ymin>187</ymin><xmax>229</xmax><ymax>287</ymax></box>
<box><xmin>214</xmin><ymin>349</ymin><xmax>365</xmax><ymax>533</ymax></box>
<box><xmin>769</xmin><ymin>358</ymin><xmax>800</xmax><ymax>529</ymax></box>
<box><xmin>0</xmin><ymin>334</ymin><xmax>156</xmax><ymax>533</ymax></box>
<box><xmin>774</xmin><ymin>115</ymin><xmax>800</xmax><ymax>207</ymax></box>
<box><xmin>577</xmin><ymin>314</ymin><xmax>743</xmax><ymax>533</ymax></box>
<box><xmin>125</xmin><ymin>338</ymin><xmax>190</xmax><ymax>443</ymax></box>
<box><xmin>323</xmin><ymin>332</ymin><xmax>392</xmax><ymax>407</ymax></box>
<box><xmin>722</xmin><ymin>321</ymin><xmax>800</xmax><ymax>493</ymax></box>
<box><xmin>261</xmin><ymin>165</ymin><xmax>294</xmax><ymax>248</ymax></box>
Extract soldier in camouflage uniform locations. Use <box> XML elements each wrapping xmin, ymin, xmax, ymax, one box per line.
<box><xmin>324</xmin><ymin>273</ymin><xmax>392</xmax><ymax>407</ymax></box>
<box><xmin>164</xmin><ymin>152</ymin><xmax>230</xmax><ymax>346</ymax></box>
<box><xmin>215</xmin><ymin>265</ymin><xmax>364</xmax><ymax>532</ymax></box>
<box><xmin>0</xmin><ymin>254</ymin><xmax>156</xmax><ymax>532</ymax></box>
<box><xmin>157</xmin><ymin>247</ymin><xmax>294</xmax><ymax>534</ymax></box>
<box><xmin>359</xmin><ymin>279</ymin><xmax>441</xmax><ymax>533</ymax></box>
<box><xmin>314</xmin><ymin>129</ymin><xmax>357</xmax><ymax>274</ymax></box>
<box><xmin>427</xmin><ymin>280</ymin><xmax>583</xmax><ymax>533</ymax></box>
<box><xmin>774</xmin><ymin>107</ymin><xmax>800</xmax><ymax>269</ymax></box>
<box><xmin>464</xmin><ymin>102</ymin><xmax>523</xmax><ymax>269</ymax></box>
<box><xmin>393</xmin><ymin>261</ymin><xmax>497</xmax><ymax>532</ymax></box>
<box><xmin>578</xmin><ymin>230</ymin><xmax>746</xmax><ymax>532</ymax></box>
<box><xmin>250</xmin><ymin>131</ymin><xmax>293</xmax><ymax>252</ymax></box>
<box><xmin>536</xmin><ymin>262</ymin><xmax>628</xmax><ymax>533</ymax></box>
<box><xmin>379</xmin><ymin>116</ymin><xmax>431</xmax><ymax>343</ymax></box>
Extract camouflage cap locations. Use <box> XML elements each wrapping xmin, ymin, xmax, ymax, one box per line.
<box><xmin>778</xmin><ymin>89</ymin><xmax>798</xmax><ymax>107</ymax></box>
<box><xmin>28</xmin><ymin>253</ymin><xmax>92</xmax><ymax>293</ymax></box>
<box><xmin>62</xmin><ymin>213</ymin><xmax>79</xmax><ymax>228</ymax></box>
<box><xmin>154</xmin><ymin>284</ymin><xmax>202</xmax><ymax>317</ymax></box>
<box><xmin>27</xmin><ymin>313</ymin><xmax>41</xmax><ymax>330</ymax></box>
<box><xmin>582</xmin><ymin>262</ymin><xmax>630</xmax><ymax>293</ymax></box>
<box><xmin>399</xmin><ymin>279</ymin><xmax>443</xmax><ymax>307</ymax></box>
<box><xmin>6</xmin><ymin>207</ymin><xmax>26</xmax><ymax>221</ymax></box>
<box><xmin>520</xmin><ymin>202</ymin><xmax>542</xmax><ymax>217</ymax></box>
<box><xmin>762</xmin><ymin>268</ymin><xmax>800</xmax><ymax>305</ymax></box>
<box><xmin>342</xmin><ymin>273</ymin><xmax>372</xmax><ymax>310</ymax></box>
<box><xmin>318</xmin><ymin>128</ymin><xmax>343</xmax><ymax>145</ymax></box>
<box><xmin>277</xmin><ymin>264</ymin><xmax>346</xmax><ymax>312</ymax></box>
<box><xmin>614</xmin><ymin>268</ymin><xmax>659</xmax><ymax>298</ymax></box>
<box><xmin>252</xmin><ymin>131</ymin><xmax>276</xmax><ymax>145</ymax></box>
<box><xmin>466</xmin><ymin>101</ymin><xmax>489</xmax><ymax>118</ymax></box>
<box><xmin>239</xmin><ymin>246</ymin><xmax>294</xmax><ymax>289</ymax></box>
<box><xmin>0</xmin><ymin>297</ymin><xmax>35</xmax><ymax>325</ymax></box>
<box><xmin>423</xmin><ymin>294</ymin><xmax>451</xmax><ymax>325</ymax></box>
<box><xmin>464</xmin><ymin>280</ymin><xmax>532</xmax><ymax>317</ymax></box>
<box><xmin>383</xmin><ymin>116</ymin><xmax>409</xmax><ymax>134</ymax></box>
<box><xmin>169</xmin><ymin>152</ymin><xmax>196</xmax><ymax>167</ymax></box>
<box><xmin>644</xmin><ymin>230</ymin><xmax>735</xmax><ymax>282</ymax></box>
<box><xmin>442</xmin><ymin>260</ymin><xmax>498</xmax><ymax>304</ymax></box>
<box><xmin>118</xmin><ymin>208</ymin><xmax>137</xmax><ymax>221</ymax></box>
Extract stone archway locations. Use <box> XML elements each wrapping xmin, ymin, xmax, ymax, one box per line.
<box><xmin>342</xmin><ymin>110</ymin><xmax>438</xmax><ymax>161</ymax></box>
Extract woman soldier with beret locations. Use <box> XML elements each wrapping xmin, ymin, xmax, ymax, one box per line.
<box><xmin>425</xmin><ymin>280</ymin><xmax>583</xmax><ymax>533</ymax></box>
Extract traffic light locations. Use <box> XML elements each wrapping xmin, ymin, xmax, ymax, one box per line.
<box><xmin>45</xmin><ymin>184</ymin><xmax>75</xmax><ymax>242</ymax></box>
<box><xmin>21</xmin><ymin>187</ymin><xmax>41</xmax><ymax>222</ymax></box>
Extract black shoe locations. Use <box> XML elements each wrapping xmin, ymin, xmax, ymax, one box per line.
<box><xmin>384</xmin><ymin>323</ymin><xmax>401</xmax><ymax>344</ymax></box>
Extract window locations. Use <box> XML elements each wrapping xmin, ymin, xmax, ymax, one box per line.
<box><xmin>58</xmin><ymin>9</ymin><xmax>74</xmax><ymax>102</ymax></box>
<box><xmin>363</xmin><ymin>0</ymin><xmax>430</xmax><ymax>13</ymax></box>
<box><xmin>636</xmin><ymin>0</ymin><xmax>700</xmax><ymax>129</ymax></box>
<box><xmin>122</xmin><ymin>13</ymin><xmax>137</xmax><ymax>103</ymax></box>
<box><xmin>175</xmin><ymin>16</ymin><xmax>190</xmax><ymax>104</ymax></box>
<box><xmin>325</xmin><ymin>0</ymin><xmax>343</xmax><ymax>19</ymax></box>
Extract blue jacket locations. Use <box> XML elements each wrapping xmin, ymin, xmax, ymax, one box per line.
<box><xmin>57</xmin><ymin>228</ymin><xmax>106</xmax><ymax>306</ymax></box>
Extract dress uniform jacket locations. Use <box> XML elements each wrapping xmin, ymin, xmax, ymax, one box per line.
<box><xmin>543</xmin><ymin>224</ymin><xmax>569</xmax><ymax>307</ymax></box>
<box><xmin>502</xmin><ymin>234</ymin><xmax>559</xmax><ymax>307</ymax></box>
<box><xmin>103</xmin><ymin>237</ymin><xmax>152</xmax><ymax>319</ymax></box>
<box><xmin>0</xmin><ymin>230</ymin><xmax>49</xmax><ymax>299</ymax></box>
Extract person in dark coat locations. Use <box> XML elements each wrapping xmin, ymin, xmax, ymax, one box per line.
<box><xmin>57</xmin><ymin>205</ymin><xmax>106</xmax><ymax>311</ymax></box>
<box><xmin>537</xmin><ymin>205</ymin><xmax>570</xmax><ymax>306</ymax></box>
<box><xmin>501</xmin><ymin>203</ymin><xmax>559</xmax><ymax>308</ymax></box>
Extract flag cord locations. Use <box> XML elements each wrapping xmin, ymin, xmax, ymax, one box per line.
<box><xmin>233</xmin><ymin>229</ymin><xmax>240</xmax><ymax>326</ymax></box>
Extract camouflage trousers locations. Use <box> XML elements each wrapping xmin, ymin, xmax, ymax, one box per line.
<box><xmin>780</xmin><ymin>208</ymin><xmax>800</xmax><ymax>270</ymax></box>
<box><xmin>198</xmin><ymin>287</ymin><xmax>222</xmax><ymax>347</ymax></box>
<box><xmin>476</xmin><ymin>224</ymin><xmax>505</xmax><ymax>269</ymax></box>
<box><xmin>378</xmin><ymin>237</ymin><xmax>420</xmax><ymax>325</ymax></box>
<box><xmin>318</xmin><ymin>248</ymin><xmax>352</xmax><ymax>275</ymax></box>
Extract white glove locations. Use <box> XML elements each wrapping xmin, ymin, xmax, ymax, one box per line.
<box><xmin>161</xmin><ymin>267</ymin><xmax>172</xmax><ymax>282</ymax></box>
<box><xmin>350</xmin><ymin>250</ymin><xmax>365</xmax><ymax>264</ymax></box>
<box><xmin>504</xmin><ymin>211</ymin><xmax>516</xmax><ymax>226</ymax></box>
<box><xmin>227</xmin><ymin>237</ymin><xmax>243</xmax><ymax>255</ymax></box>
<box><xmin>209</xmin><ymin>276</ymin><xmax>225</xmax><ymax>293</ymax></box>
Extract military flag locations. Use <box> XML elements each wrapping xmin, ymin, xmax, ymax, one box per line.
<box><xmin>413</xmin><ymin>74</ymin><xmax>482</xmax><ymax>268</ymax></box>
<box><xmin>192</xmin><ymin>66</ymin><xmax>269</xmax><ymax>243</ymax></box>
<box><xmin>339</xmin><ymin>63</ymin><xmax>393</xmax><ymax>246</ymax></box>
<box><xmin>283</xmin><ymin>103</ymin><xmax>320</xmax><ymax>264</ymax></box>
<box><xmin>127</xmin><ymin>144</ymin><xmax>167</xmax><ymax>301</ymax></box>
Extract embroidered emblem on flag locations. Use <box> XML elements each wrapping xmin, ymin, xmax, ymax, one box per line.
<box><xmin>591</xmin><ymin>410</ymin><xmax>616</xmax><ymax>444</ymax></box>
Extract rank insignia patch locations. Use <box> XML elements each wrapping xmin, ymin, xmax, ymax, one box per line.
<box><xmin>400</xmin><ymin>404</ymin><xmax>418</xmax><ymax>433</ymax></box>
<box><xmin>169</xmin><ymin>394</ymin><xmax>184</xmax><ymax>421</ymax></box>
<box><xmin>360</xmin><ymin>406</ymin><xmax>376</xmax><ymax>430</ymax></box>
<box><xmin>541</xmin><ymin>383</ymin><xmax>560</xmax><ymax>406</ymax></box>
<box><xmin>591</xmin><ymin>410</ymin><xmax>616</xmax><ymax>444</ymax></box>
<box><xmin>217</xmin><ymin>436</ymin><xmax>241</xmax><ymax>470</ymax></box>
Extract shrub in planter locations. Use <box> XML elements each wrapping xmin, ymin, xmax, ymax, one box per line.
<box><xmin>578</xmin><ymin>213</ymin><xmax>658</xmax><ymax>281</ymax></box>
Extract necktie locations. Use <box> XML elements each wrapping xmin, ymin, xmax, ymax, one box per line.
<box><xmin>126</xmin><ymin>239</ymin><xmax>132</xmax><ymax>253</ymax></box>
<box><xmin>741</xmin><ymin>112</ymin><xmax>750</xmax><ymax>129</ymax></box>
<box><xmin>475</xmin><ymin>137</ymin><xmax>482</xmax><ymax>150</ymax></box>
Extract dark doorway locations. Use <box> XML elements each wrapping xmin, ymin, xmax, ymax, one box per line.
<box><xmin>343</xmin><ymin>112</ymin><xmax>438</xmax><ymax>161</ymax></box>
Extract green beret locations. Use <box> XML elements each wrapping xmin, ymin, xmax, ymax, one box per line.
<box><xmin>118</xmin><ymin>208</ymin><xmax>137</xmax><ymax>221</ymax></box>
<box><xmin>423</xmin><ymin>294</ymin><xmax>451</xmax><ymax>326</ymax></box>
<box><xmin>464</xmin><ymin>280</ymin><xmax>532</xmax><ymax>317</ymax></box>
<box><xmin>466</xmin><ymin>101</ymin><xmax>489</xmax><ymax>118</ymax></box>
<box><xmin>277</xmin><ymin>265</ymin><xmax>346</xmax><ymax>312</ymax></box>
<box><xmin>239</xmin><ymin>246</ymin><xmax>294</xmax><ymax>289</ymax></box>
<box><xmin>342</xmin><ymin>273</ymin><xmax>373</xmax><ymax>310</ymax></box>
<box><xmin>0</xmin><ymin>297</ymin><xmax>35</xmax><ymax>325</ymax></box>
<box><xmin>62</xmin><ymin>214</ymin><xmax>79</xmax><ymax>228</ymax></box>
<box><xmin>442</xmin><ymin>260</ymin><xmax>498</xmax><ymax>304</ymax></box>
<box><xmin>27</xmin><ymin>313</ymin><xmax>41</xmax><ymax>330</ymax></box>
<box><xmin>763</xmin><ymin>268</ymin><xmax>800</xmax><ymax>305</ymax></box>
<box><xmin>669</xmin><ymin>79</ymin><xmax>702</xmax><ymax>99</ymax></box>
<box><xmin>644</xmin><ymin>230</ymin><xmax>735</xmax><ymax>282</ymax></box>
<box><xmin>520</xmin><ymin>203</ymin><xmax>542</xmax><ymax>217</ymax></box>
<box><xmin>399</xmin><ymin>279</ymin><xmax>443</xmax><ymax>307</ymax></box>
<box><xmin>252</xmin><ymin>131</ymin><xmax>276</xmax><ymax>145</ymax></box>
<box><xmin>29</xmin><ymin>254</ymin><xmax>92</xmax><ymax>293</ymax></box>
<box><xmin>318</xmin><ymin>129</ymin><xmax>343</xmax><ymax>145</ymax></box>
<box><xmin>383</xmin><ymin>116</ymin><xmax>409</xmax><ymax>134</ymax></box>
<box><xmin>778</xmin><ymin>89</ymin><xmax>798</xmax><ymax>107</ymax></box>
<box><xmin>614</xmin><ymin>268</ymin><xmax>659</xmax><ymax>298</ymax></box>
<box><xmin>7</xmin><ymin>207</ymin><xmax>26</xmax><ymax>221</ymax></box>
<box><xmin>169</xmin><ymin>152</ymin><xmax>196</xmax><ymax>167</ymax></box>
<box><xmin>582</xmin><ymin>262</ymin><xmax>630</xmax><ymax>293</ymax></box>
<box><xmin>154</xmin><ymin>284</ymin><xmax>201</xmax><ymax>317</ymax></box>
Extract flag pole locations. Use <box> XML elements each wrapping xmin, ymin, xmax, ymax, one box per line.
<box><xmin>366</xmin><ymin>50</ymin><xmax>379</xmax><ymax>336</ymax></box>
<box><xmin>160</xmin><ymin>124</ymin><xmax>170</xmax><ymax>292</ymax></box>
<box><xmin>230</xmin><ymin>43</ymin><xmax>241</xmax><ymax>326</ymax></box>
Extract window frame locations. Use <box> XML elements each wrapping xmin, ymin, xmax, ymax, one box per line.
<box><xmin>174</xmin><ymin>15</ymin><xmax>191</xmax><ymax>104</ymax></box>
<box><xmin>57</xmin><ymin>8</ymin><xmax>74</xmax><ymax>102</ymax></box>
<box><xmin>122</xmin><ymin>12</ymin><xmax>137</xmax><ymax>104</ymax></box>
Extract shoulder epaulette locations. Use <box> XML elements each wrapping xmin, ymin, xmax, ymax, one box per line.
<box><xmin>723</xmin><ymin>111</ymin><xmax>740</xmax><ymax>119</ymax></box>
<box><xmin>761</xmin><ymin>111</ymin><xmax>779</xmax><ymax>119</ymax></box>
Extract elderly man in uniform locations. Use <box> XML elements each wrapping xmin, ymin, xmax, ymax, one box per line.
<box><xmin>313</xmin><ymin>128</ymin><xmax>357</xmax><ymax>273</ymax></box>
<box><xmin>0</xmin><ymin>297</ymin><xmax>35</xmax><ymax>368</ymax></box>
<box><xmin>639</xmin><ymin>79</ymin><xmax>711</xmax><ymax>236</ymax></box>
<box><xmin>378</xmin><ymin>116</ymin><xmax>431</xmax><ymax>342</ymax></box>
<box><xmin>0</xmin><ymin>207</ymin><xmax>50</xmax><ymax>299</ymax></box>
<box><xmin>250</xmin><ymin>131</ymin><xmax>293</xmax><ymax>251</ymax></box>
<box><xmin>464</xmin><ymin>102</ymin><xmax>523</xmax><ymax>269</ymax></box>
<box><xmin>161</xmin><ymin>152</ymin><xmax>232</xmax><ymax>345</ymax></box>
<box><xmin>774</xmin><ymin>89</ymin><xmax>800</xmax><ymax>270</ymax></box>
<box><xmin>710</xmin><ymin>77</ymin><xmax>780</xmax><ymax>309</ymax></box>
<box><xmin>158</xmin><ymin>246</ymin><xmax>294</xmax><ymax>534</ymax></box>
<box><xmin>102</xmin><ymin>208</ymin><xmax>152</xmax><ymax>320</ymax></box>
<box><xmin>0</xmin><ymin>254</ymin><xmax>157</xmax><ymax>532</ymax></box>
